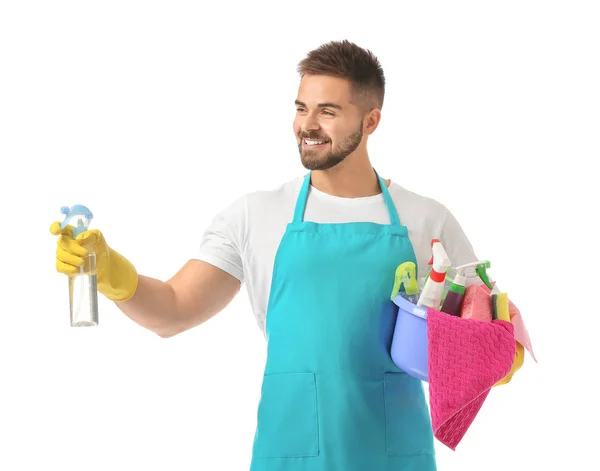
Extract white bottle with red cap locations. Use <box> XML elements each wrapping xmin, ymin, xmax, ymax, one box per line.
<box><xmin>417</xmin><ymin>238</ymin><xmax>452</xmax><ymax>309</ymax></box>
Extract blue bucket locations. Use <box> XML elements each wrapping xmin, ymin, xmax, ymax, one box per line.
<box><xmin>391</xmin><ymin>294</ymin><xmax>429</xmax><ymax>382</ymax></box>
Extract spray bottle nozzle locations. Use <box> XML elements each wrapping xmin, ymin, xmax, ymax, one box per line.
<box><xmin>431</xmin><ymin>240</ymin><xmax>451</xmax><ymax>273</ymax></box>
<box><xmin>427</xmin><ymin>238</ymin><xmax>440</xmax><ymax>266</ymax></box>
<box><xmin>391</xmin><ymin>261</ymin><xmax>419</xmax><ymax>301</ymax></box>
<box><xmin>450</xmin><ymin>260</ymin><xmax>491</xmax><ymax>287</ymax></box>
<box><xmin>474</xmin><ymin>261</ymin><xmax>494</xmax><ymax>290</ymax></box>
<box><xmin>60</xmin><ymin>204</ymin><xmax>93</xmax><ymax>238</ymax></box>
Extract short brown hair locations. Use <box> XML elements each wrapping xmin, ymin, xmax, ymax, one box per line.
<box><xmin>297</xmin><ymin>40</ymin><xmax>385</xmax><ymax>112</ymax></box>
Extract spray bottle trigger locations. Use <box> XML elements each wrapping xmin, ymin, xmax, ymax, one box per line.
<box><xmin>391</xmin><ymin>261</ymin><xmax>418</xmax><ymax>301</ymax></box>
<box><xmin>427</xmin><ymin>238</ymin><xmax>441</xmax><ymax>265</ymax></box>
<box><xmin>475</xmin><ymin>261</ymin><xmax>493</xmax><ymax>290</ymax></box>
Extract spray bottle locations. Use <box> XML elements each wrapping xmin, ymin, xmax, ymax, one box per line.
<box><xmin>440</xmin><ymin>260</ymin><xmax>490</xmax><ymax>316</ymax></box>
<box><xmin>474</xmin><ymin>261</ymin><xmax>507</xmax><ymax>320</ymax></box>
<box><xmin>417</xmin><ymin>239</ymin><xmax>451</xmax><ymax>309</ymax></box>
<box><xmin>390</xmin><ymin>261</ymin><xmax>420</xmax><ymax>304</ymax></box>
<box><xmin>60</xmin><ymin>205</ymin><xmax>99</xmax><ymax>327</ymax></box>
<box><xmin>421</xmin><ymin>239</ymin><xmax>453</xmax><ymax>296</ymax></box>
<box><xmin>475</xmin><ymin>261</ymin><xmax>500</xmax><ymax>295</ymax></box>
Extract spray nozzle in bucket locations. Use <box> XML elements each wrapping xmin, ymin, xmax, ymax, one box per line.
<box><xmin>390</xmin><ymin>261</ymin><xmax>419</xmax><ymax>301</ymax></box>
<box><xmin>453</xmin><ymin>260</ymin><xmax>491</xmax><ymax>286</ymax></box>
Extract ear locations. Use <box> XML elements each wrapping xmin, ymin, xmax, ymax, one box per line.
<box><xmin>363</xmin><ymin>108</ymin><xmax>382</xmax><ymax>135</ymax></box>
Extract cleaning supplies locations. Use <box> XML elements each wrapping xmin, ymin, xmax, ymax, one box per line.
<box><xmin>391</xmin><ymin>261</ymin><xmax>419</xmax><ymax>303</ymax></box>
<box><xmin>422</xmin><ymin>238</ymin><xmax>451</xmax><ymax>287</ymax></box>
<box><xmin>494</xmin><ymin>342</ymin><xmax>525</xmax><ymax>386</ymax></box>
<box><xmin>417</xmin><ymin>239</ymin><xmax>451</xmax><ymax>309</ymax></box>
<box><xmin>439</xmin><ymin>271</ymin><xmax>455</xmax><ymax>306</ymax></box>
<box><xmin>460</xmin><ymin>284</ymin><xmax>493</xmax><ymax>321</ymax></box>
<box><xmin>492</xmin><ymin>292</ymin><xmax>524</xmax><ymax>386</ymax></box>
<box><xmin>60</xmin><ymin>205</ymin><xmax>99</xmax><ymax>327</ymax></box>
<box><xmin>492</xmin><ymin>292</ymin><xmax>511</xmax><ymax>321</ymax></box>
<box><xmin>440</xmin><ymin>261</ymin><xmax>490</xmax><ymax>317</ymax></box>
<box><xmin>427</xmin><ymin>306</ymin><xmax>516</xmax><ymax>449</ymax></box>
<box><xmin>476</xmin><ymin>283</ymin><xmax>537</xmax><ymax>362</ymax></box>
<box><xmin>475</xmin><ymin>261</ymin><xmax>500</xmax><ymax>295</ymax></box>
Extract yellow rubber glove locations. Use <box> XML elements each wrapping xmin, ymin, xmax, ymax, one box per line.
<box><xmin>494</xmin><ymin>341</ymin><xmax>525</xmax><ymax>387</ymax></box>
<box><xmin>50</xmin><ymin>222</ymin><xmax>139</xmax><ymax>302</ymax></box>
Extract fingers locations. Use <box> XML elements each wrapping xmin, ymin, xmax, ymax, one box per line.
<box><xmin>75</xmin><ymin>229</ymin><xmax>102</xmax><ymax>247</ymax></box>
<box><xmin>57</xmin><ymin>233</ymin><xmax>88</xmax><ymax>257</ymax></box>
<box><xmin>49</xmin><ymin>221</ymin><xmax>61</xmax><ymax>235</ymax></box>
<box><xmin>56</xmin><ymin>258</ymin><xmax>78</xmax><ymax>276</ymax></box>
<box><xmin>56</xmin><ymin>245</ymin><xmax>85</xmax><ymax>268</ymax></box>
<box><xmin>49</xmin><ymin>221</ymin><xmax>74</xmax><ymax>238</ymax></box>
<box><xmin>52</xmin><ymin>222</ymin><xmax>99</xmax><ymax>276</ymax></box>
<box><xmin>53</xmin><ymin>222</ymin><xmax>88</xmax><ymax>275</ymax></box>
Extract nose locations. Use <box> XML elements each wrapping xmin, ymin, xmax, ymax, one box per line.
<box><xmin>301</xmin><ymin>113</ymin><xmax>320</xmax><ymax>134</ymax></box>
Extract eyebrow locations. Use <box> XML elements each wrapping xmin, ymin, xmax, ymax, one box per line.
<box><xmin>295</xmin><ymin>100</ymin><xmax>343</xmax><ymax>110</ymax></box>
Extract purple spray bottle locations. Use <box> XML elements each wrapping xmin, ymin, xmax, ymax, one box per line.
<box><xmin>440</xmin><ymin>260</ymin><xmax>491</xmax><ymax>317</ymax></box>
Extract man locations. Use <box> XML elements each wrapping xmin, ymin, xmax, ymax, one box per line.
<box><xmin>51</xmin><ymin>40</ymin><xmax>511</xmax><ymax>470</ymax></box>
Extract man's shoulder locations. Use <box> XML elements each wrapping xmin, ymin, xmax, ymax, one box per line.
<box><xmin>388</xmin><ymin>180</ymin><xmax>448</xmax><ymax>214</ymax></box>
<box><xmin>243</xmin><ymin>175</ymin><xmax>304</xmax><ymax>208</ymax></box>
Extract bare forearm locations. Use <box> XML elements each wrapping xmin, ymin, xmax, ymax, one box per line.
<box><xmin>114</xmin><ymin>275</ymin><xmax>183</xmax><ymax>337</ymax></box>
<box><xmin>113</xmin><ymin>261</ymin><xmax>241</xmax><ymax>338</ymax></box>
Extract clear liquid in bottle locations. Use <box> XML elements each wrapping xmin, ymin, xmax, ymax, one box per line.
<box><xmin>69</xmin><ymin>247</ymin><xmax>99</xmax><ymax>327</ymax></box>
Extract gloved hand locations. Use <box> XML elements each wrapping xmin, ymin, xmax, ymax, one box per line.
<box><xmin>494</xmin><ymin>341</ymin><xmax>525</xmax><ymax>387</ymax></box>
<box><xmin>50</xmin><ymin>222</ymin><xmax>139</xmax><ymax>302</ymax></box>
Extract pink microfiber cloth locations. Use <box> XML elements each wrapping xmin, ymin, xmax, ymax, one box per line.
<box><xmin>426</xmin><ymin>308</ymin><xmax>516</xmax><ymax>450</ymax></box>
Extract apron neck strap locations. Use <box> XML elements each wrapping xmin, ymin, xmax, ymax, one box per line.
<box><xmin>293</xmin><ymin>169</ymin><xmax>402</xmax><ymax>227</ymax></box>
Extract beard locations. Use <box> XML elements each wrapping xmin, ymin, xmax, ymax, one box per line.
<box><xmin>298</xmin><ymin>125</ymin><xmax>363</xmax><ymax>171</ymax></box>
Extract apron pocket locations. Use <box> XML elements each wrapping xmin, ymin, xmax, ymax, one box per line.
<box><xmin>253</xmin><ymin>372</ymin><xmax>319</xmax><ymax>458</ymax></box>
<box><xmin>384</xmin><ymin>372</ymin><xmax>435</xmax><ymax>456</ymax></box>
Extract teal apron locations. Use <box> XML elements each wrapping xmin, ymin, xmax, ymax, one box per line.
<box><xmin>250</xmin><ymin>170</ymin><xmax>436</xmax><ymax>471</ymax></box>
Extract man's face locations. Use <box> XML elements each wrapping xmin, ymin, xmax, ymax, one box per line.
<box><xmin>293</xmin><ymin>75</ymin><xmax>365</xmax><ymax>171</ymax></box>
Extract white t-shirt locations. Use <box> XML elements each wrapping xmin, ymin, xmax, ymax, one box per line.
<box><xmin>194</xmin><ymin>175</ymin><xmax>479</xmax><ymax>337</ymax></box>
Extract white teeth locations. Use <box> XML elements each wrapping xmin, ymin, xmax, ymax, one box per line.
<box><xmin>305</xmin><ymin>139</ymin><xmax>326</xmax><ymax>146</ymax></box>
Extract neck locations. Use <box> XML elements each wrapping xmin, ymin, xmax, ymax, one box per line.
<box><xmin>309</xmin><ymin>157</ymin><xmax>388</xmax><ymax>198</ymax></box>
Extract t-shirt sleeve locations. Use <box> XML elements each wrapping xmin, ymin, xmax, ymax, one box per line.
<box><xmin>439</xmin><ymin>207</ymin><xmax>479</xmax><ymax>268</ymax></box>
<box><xmin>192</xmin><ymin>195</ymin><xmax>247</xmax><ymax>283</ymax></box>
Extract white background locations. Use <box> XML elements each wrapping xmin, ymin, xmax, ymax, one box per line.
<box><xmin>1</xmin><ymin>1</ymin><xmax>598</xmax><ymax>470</ymax></box>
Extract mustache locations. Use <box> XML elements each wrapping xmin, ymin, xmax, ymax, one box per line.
<box><xmin>299</xmin><ymin>132</ymin><xmax>329</xmax><ymax>140</ymax></box>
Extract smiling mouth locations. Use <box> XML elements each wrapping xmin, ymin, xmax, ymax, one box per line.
<box><xmin>303</xmin><ymin>138</ymin><xmax>329</xmax><ymax>147</ymax></box>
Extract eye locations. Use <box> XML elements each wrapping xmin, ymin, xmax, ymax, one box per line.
<box><xmin>296</xmin><ymin>107</ymin><xmax>306</xmax><ymax>113</ymax></box>
<box><xmin>322</xmin><ymin>110</ymin><xmax>335</xmax><ymax>116</ymax></box>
